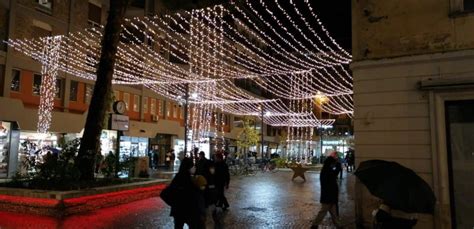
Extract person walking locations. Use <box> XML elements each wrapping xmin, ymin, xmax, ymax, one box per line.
<box><xmin>165</xmin><ymin>150</ymin><xmax>172</xmax><ymax>169</ymax></box>
<box><xmin>347</xmin><ymin>150</ymin><xmax>355</xmax><ymax>172</ymax></box>
<box><xmin>336</xmin><ymin>156</ymin><xmax>343</xmax><ymax>180</ymax></box>
<box><xmin>153</xmin><ymin>150</ymin><xmax>159</xmax><ymax>169</ymax></box>
<box><xmin>196</xmin><ymin>151</ymin><xmax>210</xmax><ymax>178</ymax></box>
<box><xmin>169</xmin><ymin>150</ymin><xmax>176</xmax><ymax>171</ymax></box>
<box><xmin>311</xmin><ymin>156</ymin><xmax>341</xmax><ymax>228</ymax></box>
<box><xmin>214</xmin><ymin>153</ymin><xmax>230</xmax><ymax>211</ymax></box>
<box><xmin>168</xmin><ymin>158</ymin><xmax>206</xmax><ymax>229</ymax></box>
<box><xmin>205</xmin><ymin>161</ymin><xmax>225</xmax><ymax>229</ymax></box>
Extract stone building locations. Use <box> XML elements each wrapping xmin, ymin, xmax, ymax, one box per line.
<box><xmin>352</xmin><ymin>0</ymin><xmax>474</xmax><ymax>228</ymax></box>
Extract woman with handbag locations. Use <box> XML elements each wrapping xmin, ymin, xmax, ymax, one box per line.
<box><xmin>163</xmin><ymin>158</ymin><xmax>206</xmax><ymax>229</ymax></box>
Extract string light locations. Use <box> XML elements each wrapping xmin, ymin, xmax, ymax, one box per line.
<box><xmin>37</xmin><ymin>36</ymin><xmax>62</xmax><ymax>133</ymax></box>
<box><xmin>5</xmin><ymin>1</ymin><xmax>354</xmax><ymax>135</ymax></box>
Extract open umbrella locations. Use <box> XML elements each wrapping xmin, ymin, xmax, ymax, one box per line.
<box><xmin>354</xmin><ymin>160</ymin><xmax>436</xmax><ymax>214</ymax></box>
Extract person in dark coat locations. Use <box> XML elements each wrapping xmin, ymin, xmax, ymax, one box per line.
<box><xmin>214</xmin><ymin>153</ymin><xmax>230</xmax><ymax>210</ymax></box>
<box><xmin>196</xmin><ymin>151</ymin><xmax>211</xmax><ymax>179</ymax></box>
<box><xmin>347</xmin><ymin>150</ymin><xmax>355</xmax><ymax>172</ymax></box>
<box><xmin>153</xmin><ymin>151</ymin><xmax>159</xmax><ymax>169</ymax></box>
<box><xmin>335</xmin><ymin>156</ymin><xmax>343</xmax><ymax>180</ymax></box>
<box><xmin>169</xmin><ymin>158</ymin><xmax>206</xmax><ymax>229</ymax></box>
<box><xmin>311</xmin><ymin>157</ymin><xmax>341</xmax><ymax>228</ymax></box>
<box><xmin>205</xmin><ymin>161</ymin><xmax>218</xmax><ymax>207</ymax></box>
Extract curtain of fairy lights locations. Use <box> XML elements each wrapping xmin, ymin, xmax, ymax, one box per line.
<box><xmin>37</xmin><ymin>36</ymin><xmax>62</xmax><ymax>133</ymax></box>
<box><xmin>6</xmin><ymin>1</ymin><xmax>354</xmax><ymax>134</ymax></box>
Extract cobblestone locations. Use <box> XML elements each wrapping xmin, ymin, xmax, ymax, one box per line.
<box><xmin>0</xmin><ymin>171</ymin><xmax>356</xmax><ymax>229</ymax></box>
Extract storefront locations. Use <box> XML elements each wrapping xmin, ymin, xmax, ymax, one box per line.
<box><xmin>176</xmin><ymin>138</ymin><xmax>211</xmax><ymax>159</ymax></box>
<box><xmin>0</xmin><ymin>121</ymin><xmax>20</xmax><ymax>178</ymax></box>
<box><xmin>99</xmin><ymin>130</ymin><xmax>118</xmax><ymax>156</ymax></box>
<box><xmin>321</xmin><ymin>136</ymin><xmax>353</xmax><ymax>156</ymax></box>
<box><xmin>149</xmin><ymin>134</ymin><xmax>172</xmax><ymax>167</ymax></box>
<box><xmin>18</xmin><ymin>131</ymin><xmax>62</xmax><ymax>175</ymax></box>
<box><xmin>119</xmin><ymin>136</ymin><xmax>148</xmax><ymax>161</ymax></box>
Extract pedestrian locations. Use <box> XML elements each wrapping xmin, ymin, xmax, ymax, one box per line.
<box><xmin>205</xmin><ymin>162</ymin><xmax>218</xmax><ymax>208</ymax></box>
<box><xmin>214</xmin><ymin>153</ymin><xmax>230</xmax><ymax>211</ymax></box>
<box><xmin>347</xmin><ymin>150</ymin><xmax>355</xmax><ymax>172</ymax></box>
<box><xmin>193</xmin><ymin>175</ymin><xmax>208</xmax><ymax>229</ymax></box>
<box><xmin>165</xmin><ymin>150</ymin><xmax>171</xmax><ymax>169</ymax></box>
<box><xmin>168</xmin><ymin>158</ymin><xmax>206</xmax><ymax>229</ymax></box>
<box><xmin>196</xmin><ymin>151</ymin><xmax>211</xmax><ymax>178</ymax></box>
<box><xmin>169</xmin><ymin>149</ymin><xmax>176</xmax><ymax>171</ymax></box>
<box><xmin>311</xmin><ymin>156</ymin><xmax>341</xmax><ymax>228</ymax></box>
<box><xmin>153</xmin><ymin>150</ymin><xmax>159</xmax><ymax>169</ymax></box>
<box><xmin>344</xmin><ymin>152</ymin><xmax>350</xmax><ymax>172</ymax></box>
<box><xmin>336</xmin><ymin>156</ymin><xmax>343</xmax><ymax>180</ymax></box>
<box><xmin>205</xmin><ymin>161</ymin><xmax>224</xmax><ymax>228</ymax></box>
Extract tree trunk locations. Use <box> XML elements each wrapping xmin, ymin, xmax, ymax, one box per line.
<box><xmin>77</xmin><ymin>0</ymin><xmax>129</xmax><ymax>180</ymax></box>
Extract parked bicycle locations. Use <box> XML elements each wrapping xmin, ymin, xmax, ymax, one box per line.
<box><xmin>258</xmin><ymin>159</ymin><xmax>278</xmax><ymax>173</ymax></box>
<box><xmin>229</xmin><ymin>159</ymin><xmax>257</xmax><ymax>176</ymax></box>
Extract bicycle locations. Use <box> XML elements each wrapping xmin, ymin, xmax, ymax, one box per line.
<box><xmin>260</xmin><ymin>159</ymin><xmax>278</xmax><ymax>173</ymax></box>
<box><xmin>229</xmin><ymin>159</ymin><xmax>256</xmax><ymax>176</ymax></box>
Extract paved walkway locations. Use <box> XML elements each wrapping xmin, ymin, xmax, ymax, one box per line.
<box><xmin>0</xmin><ymin>171</ymin><xmax>356</xmax><ymax>229</ymax></box>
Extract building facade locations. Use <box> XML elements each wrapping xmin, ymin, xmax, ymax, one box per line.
<box><xmin>0</xmin><ymin>0</ymin><xmax>288</xmax><ymax>178</ymax></box>
<box><xmin>352</xmin><ymin>0</ymin><xmax>474</xmax><ymax>228</ymax></box>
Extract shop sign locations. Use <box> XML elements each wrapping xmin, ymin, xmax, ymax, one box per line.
<box><xmin>323</xmin><ymin>140</ymin><xmax>343</xmax><ymax>145</ymax></box>
<box><xmin>110</xmin><ymin>114</ymin><xmax>129</xmax><ymax>131</ymax></box>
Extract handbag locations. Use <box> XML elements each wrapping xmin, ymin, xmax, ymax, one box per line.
<box><xmin>160</xmin><ymin>185</ymin><xmax>176</xmax><ymax>206</ymax></box>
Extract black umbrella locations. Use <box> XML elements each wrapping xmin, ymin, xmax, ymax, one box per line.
<box><xmin>354</xmin><ymin>160</ymin><xmax>436</xmax><ymax>214</ymax></box>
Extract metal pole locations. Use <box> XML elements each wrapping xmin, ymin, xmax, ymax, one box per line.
<box><xmin>320</xmin><ymin>129</ymin><xmax>323</xmax><ymax>164</ymax></box>
<box><xmin>261</xmin><ymin>108</ymin><xmax>264</xmax><ymax>159</ymax></box>
<box><xmin>184</xmin><ymin>83</ymin><xmax>189</xmax><ymax>156</ymax></box>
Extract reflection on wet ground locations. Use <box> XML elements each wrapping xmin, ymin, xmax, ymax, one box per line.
<box><xmin>0</xmin><ymin>171</ymin><xmax>355</xmax><ymax>229</ymax></box>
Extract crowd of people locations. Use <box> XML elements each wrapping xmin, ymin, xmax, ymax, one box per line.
<box><xmin>162</xmin><ymin>148</ymin><xmax>361</xmax><ymax>229</ymax></box>
<box><xmin>163</xmin><ymin>149</ymin><xmax>230</xmax><ymax>229</ymax></box>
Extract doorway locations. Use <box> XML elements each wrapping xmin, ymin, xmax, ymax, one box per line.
<box><xmin>445</xmin><ymin>100</ymin><xmax>474</xmax><ymax>229</ymax></box>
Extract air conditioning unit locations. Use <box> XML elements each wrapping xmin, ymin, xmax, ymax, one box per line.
<box><xmin>152</xmin><ymin>115</ymin><xmax>159</xmax><ymax>122</ymax></box>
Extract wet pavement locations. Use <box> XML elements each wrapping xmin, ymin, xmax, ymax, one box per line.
<box><xmin>0</xmin><ymin>170</ymin><xmax>356</xmax><ymax>229</ymax></box>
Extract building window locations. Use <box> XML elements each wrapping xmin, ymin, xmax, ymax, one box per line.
<box><xmin>113</xmin><ymin>90</ymin><xmax>120</xmax><ymax>101</ymax></box>
<box><xmin>32</xmin><ymin>20</ymin><xmax>52</xmax><ymax>38</ymax></box>
<box><xmin>10</xmin><ymin>69</ymin><xmax>21</xmax><ymax>92</ymax></box>
<box><xmin>143</xmin><ymin>96</ymin><xmax>148</xmax><ymax>113</ymax></box>
<box><xmin>150</xmin><ymin>98</ymin><xmax>156</xmax><ymax>115</ymax></box>
<box><xmin>451</xmin><ymin>0</ymin><xmax>474</xmax><ymax>13</ymax></box>
<box><xmin>55</xmin><ymin>78</ymin><xmax>63</xmax><ymax>98</ymax></box>
<box><xmin>84</xmin><ymin>84</ymin><xmax>93</xmax><ymax>104</ymax></box>
<box><xmin>465</xmin><ymin>0</ymin><xmax>474</xmax><ymax>11</ymax></box>
<box><xmin>173</xmin><ymin>104</ymin><xmax>178</xmax><ymax>118</ymax></box>
<box><xmin>33</xmin><ymin>74</ymin><xmax>42</xmax><ymax>95</ymax></box>
<box><xmin>36</xmin><ymin>0</ymin><xmax>52</xmax><ymax>13</ymax></box>
<box><xmin>123</xmin><ymin>93</ymin><xmax>130</xmax><ymax>111</ymax></box>
<box><xmin>88</xmin><ymin>2</ymin><xmax>102</xmax><ymax>27</ymax></box>
<box><xmin>69</xmin><ymin>80</ymin><xmax>78</xmax><ymax>101</ymax></box>
<box><xmin>158</xmin><ymin>100</ymin><xmax>163</xmax><ymax>116</ymax></box>
<box><xmin>166</xmin><ymin>101</ymin><xmax>171</xmax><ymax>117</ymax></box>
<box><xmin>133</xmin><ymin>95</ymin><xmax>139</xmax><ymax>112</ymax></box>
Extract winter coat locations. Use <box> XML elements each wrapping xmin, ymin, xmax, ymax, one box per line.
<box><xmin>169</xmin><ymin>172</ymin><xmax>206</xmax><ymax>222</ymax></box>
<box><xmin>319</xmin><ymin>166</ymin><xmax>339</xmax><ymax>204</ymax></box>
<box><xmin>196</xmin><ymin>158</ymin><xmax>211</xmax><ymax>179</ymax></box>
<box><xmin>214</xmin><ymin>161</ymin><xmax>230</xmax><ymax>188</ymax></box>
<box><xmin>205</xmin><ymin>173</ymin><xmax>218</xmax><ymax>207</ymax></box>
